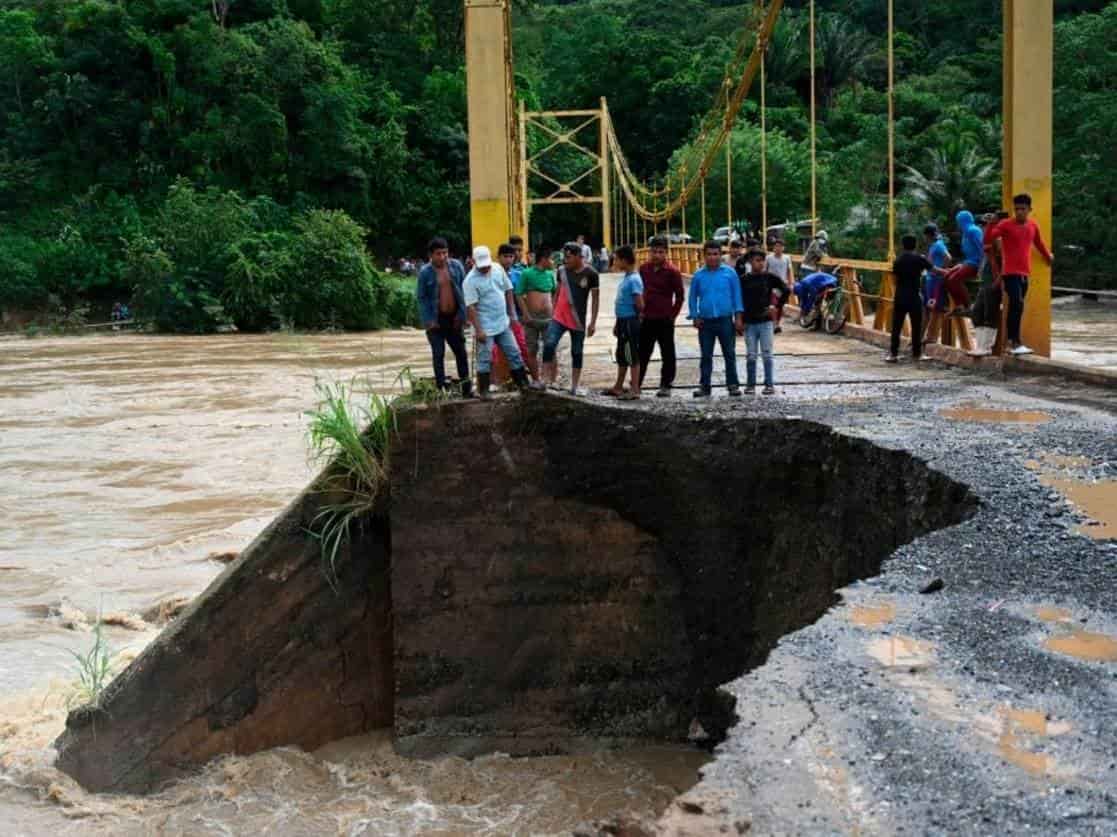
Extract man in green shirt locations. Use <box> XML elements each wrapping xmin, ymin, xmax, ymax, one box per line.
<box><xmin>516</xmin><ymin>249</ymin><xmax>557</xmax><ymax>382</ymax></box>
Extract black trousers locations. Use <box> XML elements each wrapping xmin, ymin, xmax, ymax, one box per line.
<box><xmin>1003</xmin><ymin>274</ymin><xmax>1028</xmax><ymax>344</ymax></box>
<box><xmin>426</xmin><ymin>313</ymin><xmax>469</xmax><ymax>387</ymax></box>
<box><xmin>637</xmin><ymin>318</ymin><xmax>677</xmax><ymax>388</ymax></box>
<box><xmin>890</xmin><ymin>292</ymin><xmax>923</xmax><ymax>358</ymax></box>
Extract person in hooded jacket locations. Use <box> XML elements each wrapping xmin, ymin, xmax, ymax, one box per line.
<box><xmin>941</xmin><ymin>210</ymin><xmax>983</xmax><ymax>317</ymax></box>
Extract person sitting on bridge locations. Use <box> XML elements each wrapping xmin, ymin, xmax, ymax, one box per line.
<box><xmin>464</xmin><ymin>245</ymin><xmax>528</xmax><ymax>399</ymax></box>
<box><xmin>637</xmin><ymin>235</ymin><xmax>685</xmax><ymax>398</ymax></box>
<box><xmin>542</xmin><ymin>242</ymin><xmax>600</xmax><ymax>396</ymax></box>
<box><xmin>989</xmin><ymin>193</ymin><xmax>1053</xmax><ymax>356</ymax></box>
<box><xmin>922</xmin><ymin>223</ymin><xmax>952</xmax><ymax>347</ymax></box>
<box><xmin>802</xmin><ymin>230</ymin><xmax>828</xmax><ymax>272</ymax></box>
<box><xmin>417</xmin><ymin>237</ymin><xmax>471</xmax><ymax>397</ymax></box>
<box><xmin>794</xmin><ymin>269</ymin><xmax>838</xmax><ymax>318</ymax></box>
<box><xmin>941</xmin><ymin>210</ymin><xmax>982</xmax><ymax>318</ymax></box>
<box><xmin>765</xmin><ymin>238</ymin><xmax>793</xmax><ymax>334</ymax></box>
<box><xmin>516</xmin><ymin>248</ymin><xmax>556</xmax><ymax>386</ymax></box>
<box><xmin>738</xmin><ymin>249</ymin><xmax>788</xmax><ymax>395</ymax></box>
<box><xmin>689</xmin><ymin>240</ymin><xmax>744</xmax><ymax>398</ymax></box>
<box><xmin>605</xmin><ymin>246</ymin><xmax>644</xmax><ymax>400</ymax></box>
<box><xmin>887</xmin><ymin>235</ymin><xmax>935</xmax><ymax>364</ymax></box>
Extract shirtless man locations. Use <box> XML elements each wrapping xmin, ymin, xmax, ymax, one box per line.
<box><xmin>416</xmin><ymin>236</ymin><xmax>470</xmax><ymax>397</ymax></box>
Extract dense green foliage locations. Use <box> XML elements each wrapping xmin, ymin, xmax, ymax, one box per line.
<box><xmin>0</xmin><ymin>0</ymin><xmax>1114</xmax><ymax>327</ymax></box>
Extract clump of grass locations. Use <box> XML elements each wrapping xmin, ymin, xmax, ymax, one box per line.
<box><xmin>67</xmin><ymin>621</ymin><xmax>113</xmax><ymax>709</ymax></box>
<box><xmin>306</xmin><ymin>380</ymin><xmax>396</xmax><ymax>589</ymax></box>
<box><xmin>392</xmin><ymin>366</ymin><xmax>453</xmax><ymax>407</ymax></box>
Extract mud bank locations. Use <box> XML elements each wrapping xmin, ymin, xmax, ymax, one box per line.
<box><xmin>53</xmin><ymin>395</ymin><xmax>974</xmax><ymax>794</ymax></box>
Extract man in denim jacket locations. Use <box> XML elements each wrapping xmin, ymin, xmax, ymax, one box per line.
<box><xmin>416</xmin><ymin>237</ymin><xmax>471</xmax><ymax>397</ymax></box>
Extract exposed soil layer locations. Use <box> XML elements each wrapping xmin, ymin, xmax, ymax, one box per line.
<box><xmin>53</xmin><ymin>395</ymin><xmax>974</xmax><ymax>792</ymax></box>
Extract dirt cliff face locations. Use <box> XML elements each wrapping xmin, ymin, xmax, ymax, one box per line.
<box><xmin>390</xmin><ymin>397</ymin><xmax>976</xmax><ymax>756</ymax></box>
<box><xmin>54</xmin><ymin>395</ymin><xmax>975</xmax><ymax>792</ymax></box>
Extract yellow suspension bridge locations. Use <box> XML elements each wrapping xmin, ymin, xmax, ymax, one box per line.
<box><xmin>462</xmin><ymin>0</ymin><xmax>1054</xmax><ymax>357</ymax></box>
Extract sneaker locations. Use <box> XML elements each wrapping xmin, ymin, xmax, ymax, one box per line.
<box><xmin>744</xmin><ymin>385</ymin><xmax>756</xmax><ymax>395</ymax></box>
<box><xmin>692</xmin><ymin>388</ymin><xmax>711</xmax><ymax>398</ymax></box>
<box><xmin>656</xmin><ymin>387</ymin><xmax>672</xmax><ymax>398</ymax></box>
<box><xmin>1011</xmin><ymin>344</ymin><xmax>1034</xmax><ymax>356</ymax></box>
<box><xmin>920</xmin><ymin>354</ymin><xmax>934</xmax><ymax>362</ymax></box>
<box><xmin>762</xmin><ymin>385</ymin><xmax>776</xmax><ymax>395</ymax></box>
<box><xmin>884</xmin><ymin>354</ymin><xmax>898</xmax><ymax>364</ymax></box>
<box><xmin>569</xmin><ymin>387</ymin><xmax>588</xmax><ymax>397</ymax></box>
<box><xmin>529</xmin><ymin>380</ymin><xmax>547</xmax><ymax>391</ymax></box>
<box><xmin>728</xmin><ymin>386</ymin><xmax>741</xmax><ymax>397</ymax></box>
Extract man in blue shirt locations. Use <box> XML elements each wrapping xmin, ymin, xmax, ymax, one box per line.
<box><xmin>688</xmin><ymin>240</ymin><xmax>744</xmax><ymax>398</ymax></box>
<box><xmin>921</xmin><ymin>223</ymin><xmax>952</xmax><ymax>346</ymax></box>
<box><xmin>793</xmin><ymin>270</ymin><xmax>838</xmax><ymax>318</ymax></box>
<box><xmin>463</xmin><ymin>245</ymin><xmax>529</xmax><ymax>399</ymax></box>
<box><xmin>942</xmin><ymin>210</ymin><xmax>981</xmax><ymax>318</ymax></box>
<box><xmin>605</xmin><ymin>245</ymin><xmax>645</xmax><ymax>399</ymax></box>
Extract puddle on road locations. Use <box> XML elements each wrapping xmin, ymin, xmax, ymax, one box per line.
<box><xmin>1036</xmin><ymin>475</ymin><xmax>1117</xmax><ymax>540</ymax></box>
<box><xmin>938</xmin><ymin>402</ymin><xmax>1052</xmax><ymax>424</ymax></box>
<box><xmin>866</xmin><ymin>636</ymin><xmax>933</xmax><ymax>670</ymax></box>
<box><xmin>996</xmin><ymin>706</ymin><xmax>1072</xmax><ymax>777</ymax></box>
<box><xmin>850</xmin><ymin>602</ymin><xmax>896</xmax><ymax>628</ymax></box>
<box><xmin>1044</xmin><ymin>630</ymin><xmax>1117</xmax><ymax>662</ymax></box>
<box><xmin>1035</xmin><ymin>606</ymin><xmax>1074</xmax><ymax>624</ymax></box>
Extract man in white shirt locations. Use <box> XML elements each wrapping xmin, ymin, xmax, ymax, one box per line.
<box><xmin>765</xmin><ymin>238</ymin><xmax>793</xmax><ymax>334</ymax></box>
<box><xmin>463</xmin><ymin>245</ymin><xmax>529</xmax><ymax>399</ymax></box>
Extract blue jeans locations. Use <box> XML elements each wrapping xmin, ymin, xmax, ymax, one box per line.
<box><xmin>541</xmin><ymin>320</ymin><xmax>586</xmax><ymax>369</ymax></box>
<box><xmin>745</xmin><ymin>320</ymin><xmax>775</xmax><ymax>387</ymax></box>
<box><xmin>697</xmin><ymin>316</ymin><xmax>739</xmax><ymax>390</ymax></box>
<box><xmin>476</xmin><ymin>328</ymin><xmax>524</xmax><ymax>374</ymax></box>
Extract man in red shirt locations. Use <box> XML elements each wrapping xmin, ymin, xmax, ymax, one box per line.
<box><xmin>989</xmin><ymin>193</ymin><xmax>1053</xmax><ymax>355</ymax></box>
<box><xmin>637</xmin><ymin>235</ymin><xmax>686</xmax><ymax>397</ymax></box>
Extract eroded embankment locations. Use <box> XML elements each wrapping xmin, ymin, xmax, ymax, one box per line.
<box><xmin>53</xmin><ymin>396</ymin><xmax>976</xmax><ymax>793</ymax></box>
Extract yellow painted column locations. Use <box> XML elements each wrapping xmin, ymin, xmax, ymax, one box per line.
<box><xmin>1003</xmin><ymin>0</ymin><xmax>1053</xmax><ymax>357</ymax></box>
<box><xmin>465</xmin><ymin>0</ymin><xmax>514</xmax><ymax>250</ymax></box>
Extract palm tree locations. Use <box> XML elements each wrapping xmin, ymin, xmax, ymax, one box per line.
<box><xmin>763</xmin><ymin>14</ymin><xmax>805</xmax><ymax>90</ymax></box>
<box><xmin>904</xmin><ymin>130</ymin><xmax>999</xmax><ymax>226</ymax></box>
<box><xmin>814</xmin><ymin>15</ymin><xmax>876</xmax><ymax>108</ymax></box>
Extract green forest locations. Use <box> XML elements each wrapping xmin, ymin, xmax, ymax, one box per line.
<box><xmin>0</xmin><ymin>0</ymin><xmax>1113</xmax><ymax>332</ymax></box>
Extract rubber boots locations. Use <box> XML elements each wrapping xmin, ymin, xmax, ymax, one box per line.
<box><xmin>477</xmin><ymin>373</ymin><xmax>492</xmax><ymax>400</ymax></box>
<box><xmin>510</xmin><ymin>367</ymin><xmax>529</xmax><ymax>391</ymax></box>
<box><xmin>460</xmin><ymin>378</ymin><xmax>473</xmax><ymax>399</ymax></box>
<box><xmin>968</xmin><ymin>327</ymin><xmax>996</xmax><ymax>357</ymax></box>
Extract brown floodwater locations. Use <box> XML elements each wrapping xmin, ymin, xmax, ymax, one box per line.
<box><xmin>0</xmin><ymin>329</ymin><xmax>705</xmax><ymax>835</ymax></box>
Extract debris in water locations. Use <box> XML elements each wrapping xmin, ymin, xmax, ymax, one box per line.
<box><xmin>207</xmin><ymin>551</ymin><xmax>239</xmax><ymax>564</ymax></box>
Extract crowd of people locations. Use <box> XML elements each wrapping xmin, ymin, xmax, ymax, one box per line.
<box><xmin>416</xmin><ymin>195</ymin><xmax>1051</xmax><ymax>401</ymax></box>
<box><xmin>887</xmin><ymin>193</ymin><xmax>1052</xmax><ymax>362</ymax></box>
<box><xmin>417</xmin><ymin>233</ymin><xmax>794</xmax><ymax>400</ymax></box>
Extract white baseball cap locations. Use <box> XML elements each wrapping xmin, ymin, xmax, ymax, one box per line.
<box><xmin>472</xmin><ymin>245</ymin><xmax>493</xmax><ymax>268</ymax></box>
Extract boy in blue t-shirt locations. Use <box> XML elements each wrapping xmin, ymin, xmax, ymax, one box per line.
<box><xmin>606</xmin><ymin>245</ymin><xmax>645</xmax><ymax>400</ymax></box>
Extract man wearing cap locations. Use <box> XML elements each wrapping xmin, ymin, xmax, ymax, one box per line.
<box><xmin>542</xmin><ymin>242</ymin><xmax>600</xmax><ymax>396</ymax></box>
<box><xmin>464</xmin><ymin>245</ymin><xmax>529</xmax><ymax>399</ymax></box>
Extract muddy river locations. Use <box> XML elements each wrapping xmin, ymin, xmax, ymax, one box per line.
<box><xmin>0</xmin><ymin>298</ymin><xmax>1113</xmax><ymax>834</ymax></box>
<box><xmin>0</xmin><ymin>329</ymin><xmax>704</xmax><ymax>835</ymax></box>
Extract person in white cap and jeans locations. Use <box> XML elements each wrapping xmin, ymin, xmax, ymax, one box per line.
<box><xmin>464</xmin><ymin>245</ymin><xmax>529</xmax><ymax>399</ymax></box>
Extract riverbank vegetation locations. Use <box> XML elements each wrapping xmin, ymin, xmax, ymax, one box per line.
<box><xmin>0</xmin><ymin>0</ymin><xmax>1114</xmax><ymax>329</ymax></box>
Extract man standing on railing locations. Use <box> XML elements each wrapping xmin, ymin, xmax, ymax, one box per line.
<box><xmin>989</xmin><ymin>194</ymin><xmax>1053</xmax><ymax>356</ymax></box>
<box><xmin>689</xmin><ymin>241</ymin><xmax>744</xmax><ymax>398</ymax></box>
<box><xmin>942</xmin><ymin>210</ymin><xmax>982</xmax><ymax>317</ymax></box>
<box><xmin>637</xmin><ymin>236</ymin><xmax>685</xmax><ymax>398</ymax></box>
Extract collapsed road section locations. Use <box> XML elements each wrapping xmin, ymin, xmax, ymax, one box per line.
<box><xmin>53</xmin><ymin>396</ymin><xmax>973</xmax><ymax>793</ymax></box>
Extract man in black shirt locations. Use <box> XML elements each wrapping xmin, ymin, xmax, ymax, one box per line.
<box><xmin>888</xmin><ymin>234</ymin><xmax>944</xmax><ymax>363</ymax></box>
<box><xmin>737</xmin><ymin>249</ymin><xmax>788</xmax><ymax>394</ymax></box>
